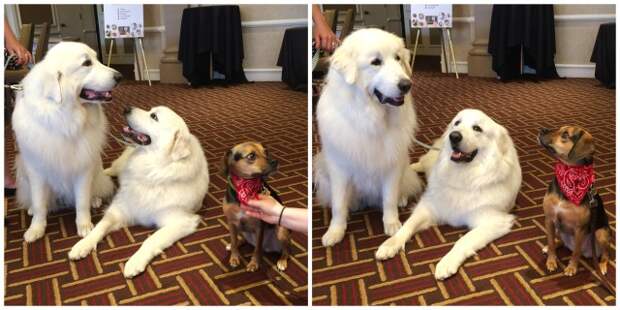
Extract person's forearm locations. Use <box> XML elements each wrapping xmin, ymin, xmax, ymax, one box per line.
<box><xmin>5</xmin><ymin>19</ymin><xmax>19</xmax><ymax>44</ymax></box>
<box><xmin>279</xmin><ymin>207</ymin><xmax>308</xmax><ymax>235</ymax></box>
<box><xmin>312</xmin><ymin>4</ymin><xmax>327</xmax><ymax>26</ymax></box>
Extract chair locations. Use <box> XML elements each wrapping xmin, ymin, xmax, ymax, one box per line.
<box><xmin>5</xmin><ymin>23</ymin><xmax>51</xmax><ymax>84</ymax></box>
<box><xmin>339</xmin><ymin>9</ymin><xmax>355</xmax><ymax>40</ymax></box>
<box><xmin>34</xmin><ymin>22</ymin><xmax>51</xmax><ymax>63</ymax></box>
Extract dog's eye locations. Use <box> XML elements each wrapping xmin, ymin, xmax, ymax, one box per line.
<box><xmin>246</xmin><ymin>152</ymin><xmax>256</xmax><ymax>161</ymax></box>
<box><xmin>454</xmin><ymin>120</ymin><xmax>461</xmax><ymax>126</ymax></box>
<box><xmin>371</xmin><ymin>58</ymin><xmax>382</xmax><ymax>66</ymax></box>
<box><xmin>561</xmin><ymin>131</ymin><xmax>569</xmax><ymax>139</ymax></box>
<box><xmin>150</xmin><ymin>113</ymin><xmax>158</xmax><ymax>121</ymax></box>
<box><xmin>473</xmin><ymin>125</ymin><xmax>483</xmax><ymax>132</ymax></box>
<box><xmin>82</xmin><ymin>59</ymin><xmax>92</xmax><ymax>67</ymax></box>
<box><xmin>395</xmin><ymin>55</ymin><xmax>401</xmax><ymax>61</ymax></box>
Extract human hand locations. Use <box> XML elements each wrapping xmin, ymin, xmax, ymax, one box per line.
<box><xmin>241</xmin><ymin>194</ymin><xmax>284</xmax><ymax>225</ymax></box>
<box><xmin>5</xmin><ymin>39</ymin><xmax>33</xmax><ymax>66</ymax></box>
<box><xmin>314</xmin><ymin>22</ymin><xmax>339</xmax><ymax>52</ymax></box>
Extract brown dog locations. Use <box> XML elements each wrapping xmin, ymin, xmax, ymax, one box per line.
<box><xmin>222</xmin><ymin>142</ymin><xmax>290</xmax><ymax>272</ymax></box>
<box><xmin>538</xmin><ymin>126</ymin><xmax>611</xmax><ymax>279</ymax></box>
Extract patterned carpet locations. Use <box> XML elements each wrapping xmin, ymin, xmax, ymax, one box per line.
<box><xmin>312</xmin><ymin>72</ymin><xmax>616</xmax><ymax>305</ymax></box>
<box><xmin>4</xmin><ymin>82</ymin><xmax>308</xmax><ymax>305</ymax></box>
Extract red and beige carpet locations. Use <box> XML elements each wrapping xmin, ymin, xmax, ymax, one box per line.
<box><xmin>312</xmin><ymin>72</ymin><xmax>616</xmax><ymax>305</ymax></box>
<box><xmin>4</xmin><ymin>82</ymin><xmax>308</xmax><ymax>305</ymax></box>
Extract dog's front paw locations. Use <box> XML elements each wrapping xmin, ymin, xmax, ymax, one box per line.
<box><xmin>103</xmin><ymin>167</ymin><xmax>115</xmax><ymax>177</ymax></box>
<box><xmin>276</xmin><ymin>257</ymin><xmax>288</xmax><ymax>271</ymax></box>
<box><xmin>24</xmin><ymin>224</ymin><xmax>46</xmax><ymax>243</ymax></box>
<box><xmin>383</xmin><ymin>220</ymin><xmax>402</xmax><ymax>237</ymax></box>
<box><xmin>375</xmin><ymin>236</ymin><xmax>405</xmax><ymax>260</ymax></box>
<box><xmin>229</xmin><ymin>253</ymin><xmax>241</xmax><ymax>268</ymax></box>
<box><xmin>435</xmin><ymin>255</ymin><xmax>460</xmax><ymax>280</ymax></box>
<box><xmin>563</xmin><ymin>262</ymin><xmax>578</xmax><ymax>276</ymax></box>
<box><xmin>68</xmin><ymin>238</ymin><xmax>96</xmax><ymax>260</ymax></box>
<box><xmin>398</xmin><ymin>196</ymin><xmax>409</xmax><ymax>208</ymax></box>
<box><xmin>321</xmin><ymin>225</ymin><xmax>346</xmax><ymax>247</ymax></box>
<box><xmin>246</xmin><ymin>258</ymin><xmax>259</xmax><ymax>272</ymax></box>
<box><xmin>76</xmin><ymin>221</ymin><xmax>94</xmax><ymax>238</ymax></box>
<box><xmin>599</xmin><ymin>261</ymin><xmax>608</xmax><ymax>275</ymax></box>
<box><xmin>91</xmin><ymin>197</ymin><xmax>103</xmax><ymax>209</ymax></box>
<box><xmin>123</xmin><ymin>255</ymin><xmax>148</xmax><ymax>278</ymax></box>
<box><xmin>546</xmin><ymin>256</ymin><xmax>558</xmax><ymax>272</ymax></box>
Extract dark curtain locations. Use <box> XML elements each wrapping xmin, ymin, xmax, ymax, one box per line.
<box><xmin>488</xmin><ymin>5</ymin><xmax>559</xmax><ymax>81</ymax></box>
<box><xmin>277</xmin><ymin>27</ymin><xmax>308</xmax><ymax>91</ymax></box>
<box><xmin>178</xmin><ymin>6</ymin><xmax>248</xmax><ymax>86</ymax></box>
<box><xmin>590</xmin><ymin>23</ymin><xmax>615</xmax><ymax>88</ymax></box>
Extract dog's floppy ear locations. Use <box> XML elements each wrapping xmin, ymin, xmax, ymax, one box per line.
<box><xmin>169</xmin><ymin>130</ymin><xmax>191</xmax><ymax>161</ymax></box>
<box><xmin>222</xmin><ymin>149</ymin><xmax>232</xmax><ymax>176</ymax></box>
<box><xmin>330</xmin><ymin>44</ymin><xmax>357</xmax><ymax>84</ymax></box>
<box><xmin>568</xmin><ymin>129</ymin><xmax>594</xmax><ymax>164</ymax></box>
<box><xmin>496</xmin><ymin>125</ymin><xmax>513</xmax><ymax>155</ymax></box>
<box><xmin>35</xmin><ymin>70</ymin><xmax>63</xmax><ymax>104</ymax></box>
<box><xmin>401</xmin><ymin>48</ymin><xmax>413</xmax><ymax>78</ymax></box>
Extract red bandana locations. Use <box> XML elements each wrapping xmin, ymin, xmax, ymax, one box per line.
<box><xmin>554</xmin><ymin>161</ymin><xmax>595</xmax><ymax>205</ymax></box>
<box><xmin>230</xmin><ymin>175</ymin><xmax>263</xmax><ymax>204</ymax></box>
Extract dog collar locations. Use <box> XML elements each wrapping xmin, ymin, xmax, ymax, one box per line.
<box><xmin>554</xmin><ymin>161</ymin><xmax>595</xmax><ymax>205</ymax></box>
<box><xmin>228</xmin><ymin>175</ymin><xmax>263</xmax><ymax>205</ymax></box>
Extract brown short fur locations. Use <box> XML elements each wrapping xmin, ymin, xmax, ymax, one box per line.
<box><xmin>538</xmin><ymin>126</ymin><xmax>610</xmax><ymax>276</ymax></box>
<box><xmin>222</xmin><ymin>142</ymin><xmax>290</xmax><ymax>272</ymax></box>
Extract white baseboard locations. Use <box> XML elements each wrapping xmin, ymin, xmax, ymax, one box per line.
<box><xmin>133</xmin><ymin>68</ymin><xmax>283</xmax><ymax>82</ymax></box>
<box><xmin>244</xmin><ymin>68</ymin><xmax>282</xmax><ymax>82</ymax></box>
<box><xmin>555</xmin><ymin>64</ymin><xmax>595</xmax><ymax>78</ymax></box>
<box><xmin>436</xmin><ymin>61</ymin><xmax>596</xmax><ymax>78</ymax></box>
<box><xmin>441</xmin><ymin>61</ymin><xmax>469</xmax><ymax>74</ymax></box>
<box><xmin>135</xmin><ymin>69</ymin><xmax>160</xmax><ymax>81</ymax></box>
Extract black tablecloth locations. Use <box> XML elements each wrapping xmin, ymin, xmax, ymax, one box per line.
<box><xmin>277</xmin><ymin>27</ymin><xmax>308</xmax><ymax>91</ymax></box>
<box><xmin>590</xmin><ymin>23</ymin><xmax>615</xmax><ymax>88</ymax></box>
<box><xmin>488</xmin><ymin>5</ymin><xmax>560</xmax><ymax>81</ymax></box>
<box><xmin>178</xmin><ymin>5</ymin><xmax>248</xmax><ymax>86</ymax></box>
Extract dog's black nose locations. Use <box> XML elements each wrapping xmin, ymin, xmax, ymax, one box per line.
<box><xmin>398</xmin><ymin>79</ymin><xmax>412</xmax><ymax>93</ymax></box>
<box><xmin>114</xmin><ymin>71</ymin><xmax>123</xmax><ymax>83</ymax></box>
<box><xmin>123</xmin><ymin>106</ymin><xmax>133</xmax><ymax>115</ymax></box>
<box><xmin>449</xmin><ymin>131</ymin><xmax>462</xmax><ymax>145</ymax></box>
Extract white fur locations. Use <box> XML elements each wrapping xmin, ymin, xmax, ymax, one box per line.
<box><xmin>376</xmin><ymin>109</ymin><xmax>522</xmax><ymax>280</ymax></box>
<box><xmin>13</xmin><ymin>42</ymin><xmax>120</xmax><ymax>242</ymax></box>
<box><xmin>68</xmin><ymin>106</ymin><xmax>209</xmax><ymax>278</ymax></box>
<box><xmin>314</xmin><ymin>28</ymin><xmax>422</xmax><ymax>247</ymax></box>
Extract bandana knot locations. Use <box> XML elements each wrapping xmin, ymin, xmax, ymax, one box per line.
<box><xmin>230</xmin><ymin>175</ymin><xmax>263</xmax><ymax>205</ymax></box>
<box><xmin>554</xmin><ymin>161</ymin><xmax>595</xmax><ymax>205</ymax></box>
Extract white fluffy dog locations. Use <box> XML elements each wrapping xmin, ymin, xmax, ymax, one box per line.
<box><xmin>314</xmin><ymin>28</ymin><xmax>422</xmax><ymax>247</ymax></box>
<box><xmin>376</xmin><ymin>109</ymin><xmax>522</xmax><ymax>280</ymax></box>
<box><xmin>68</xmin><ymin>106</ymin><xmax>209</xmax><ymax>278</ymax></box>
<box><xmin>13</xmin><ymin>42</ymin><xmax>122</xmax><ymax>242</ymax></box>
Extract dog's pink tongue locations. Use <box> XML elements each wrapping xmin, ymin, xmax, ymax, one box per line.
<box><xmin>84</xmin><ymin>89</ymin><xmax>98</xmax><ymax>99</ymax></box>
<box><xmin>451</xmin><ymin>151</ymin><xmax>463</xmax><ymax>160</ymax></box>
<box><xmin>137</xmin><ymin>133</ymin><xmax>148</xmax><ymax>142</ymax></box>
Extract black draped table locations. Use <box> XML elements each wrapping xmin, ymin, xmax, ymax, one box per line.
<box><xmin>178</xmin><ymin>5</ymin><xmax>248</xmax><ymax>86</ymax></box>
<box><xmin>277</xmin><ymin>27</ymin><xmax>308</xmax><ymax>91</ymax></box>
<box><xmin>488</xmin><ymin>5</ymin><xmax>560</xmax><ymax>81</ymax></box>
<box><xmin>590</xmin><ymin>23</ymin><xmax>615</xmax><ymax>89</ymax></box>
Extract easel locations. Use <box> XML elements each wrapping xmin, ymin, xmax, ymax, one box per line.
<box><xmin>411</xmin><ymin>27</ymin><xmax>459</xmax><ymax>79</ymax></box>
<box><xmin>106</xmin><ymin>37</ymin><xmax>152</xmax><ymax>86</ymax></box>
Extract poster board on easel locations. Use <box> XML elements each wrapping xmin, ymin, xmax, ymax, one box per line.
<box><xmin>103</xmin><ymin>4</ymin><xmax>151</xmax><ymax>85</ymax></box>
<box><xmin>410</xmin><ymin>5</ymin><xmax>458</xmax><ymax>78</ymax></box>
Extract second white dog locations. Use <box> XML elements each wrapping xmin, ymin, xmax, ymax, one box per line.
<box><xmin>376</xmin><ymin>109</ymin><xmax>522</xmax><ymax>280</ymax></box>
<box><xmin>69</xmin><ymin>106</ymin><xmax>209</xmax><ymax>278</ymax></box>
